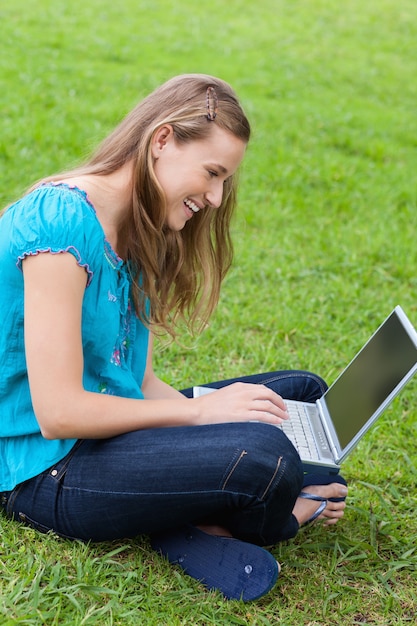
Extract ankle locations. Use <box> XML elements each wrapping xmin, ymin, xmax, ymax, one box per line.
<box><xmin>196</xmin><ymin>524</ymin><xmax>234</xmax><ymax>538</ymax></box>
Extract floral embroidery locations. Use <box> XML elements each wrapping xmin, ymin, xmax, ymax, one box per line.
<box><xmin>98</xmin><ymin>378</ymin><xmax>119</xmax><ymax>395</ymax></box>
<box><xmin>110</xmin><ymin>299</ymin><xmax>133</xmax><ymax>367</ymax></box>
<box><xmin>110</xmin><ymin>350</ymin><xmax>121</xmax><ymax>367</ymax></box>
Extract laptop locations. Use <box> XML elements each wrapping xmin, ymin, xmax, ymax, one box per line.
<box><xmin>193</xmin><ymin>306</ymin><xmax>417</xmax><ymax>473</ymax></box>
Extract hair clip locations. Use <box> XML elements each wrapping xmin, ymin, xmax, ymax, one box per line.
<box><xmin>206</xmin><ymin>86</ymin><xmax>218</xmax><ymax>121</ymax></box>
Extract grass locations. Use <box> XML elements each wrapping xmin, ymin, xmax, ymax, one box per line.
<box><xmin>1</xmin><ymin>0</ymin><xmax>417</xmax><ymax>623</ymax></box>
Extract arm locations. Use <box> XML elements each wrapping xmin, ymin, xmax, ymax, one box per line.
<box><xmin>141</xmin><ymin>333</ymin><xmax>185</xmax><ymax>400</ymax></box>
<box><xmin>23</xmin><ymin>252</ymin><xmax>288</xmax><ymax>440</ymax></box>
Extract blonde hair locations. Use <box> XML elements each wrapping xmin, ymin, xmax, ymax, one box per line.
<box><xmin>40</xmin><ymin>74</ymin><xmax>251</xmax><ymax>337</ymax></box>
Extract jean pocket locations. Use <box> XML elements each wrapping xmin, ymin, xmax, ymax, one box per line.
<box><xmin>48</xmin><ymin>439</ymin><xmax>85</xmax><ymax>482</ymax></box>
<box><xmin>16</xmin><ymin>510</ymin><xmax>79</xmax><ymax>541</ymax></box>
<box><xmin>16</xmin><ymin>511</ymin><xmax>53</xmax><ymax>535</ymax></box>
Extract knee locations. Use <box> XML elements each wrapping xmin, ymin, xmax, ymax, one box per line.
<box><xmin>298</xmin><ymin>371</ymin><xmax>328</xmax><ymax>402</ymax></box>
<box><xmin>233</xmin><ymin>423</ymin><xmax>303</xmax><ymax>500</ymax></box>
<box><xmin>261</xmin><ymin>426</ymin><xmax>303</xmax><ymax>498</ymax></box>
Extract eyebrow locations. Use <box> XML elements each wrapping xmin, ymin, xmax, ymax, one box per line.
<box><xmin>211</xmin><ymin>163</ymin><xmax>228</xmax><ymax>175</ymax></box>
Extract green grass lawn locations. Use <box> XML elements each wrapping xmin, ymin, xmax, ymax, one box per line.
<box><xmin>1</xmin><ymin>0</ymin><xmax>416</xmax><ymax>623</ymax></box>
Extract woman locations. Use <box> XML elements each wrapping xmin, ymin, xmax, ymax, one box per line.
<box><xmin>0</xmin><ymin>74</ymin><xmax>347</xmax><ymax>601</ymax></box>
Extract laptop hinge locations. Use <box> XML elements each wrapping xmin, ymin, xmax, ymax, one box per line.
<box><xmin>316</xmin><ymin>399</ymin><xmax>339</xmax><ymax>461</ymax></box>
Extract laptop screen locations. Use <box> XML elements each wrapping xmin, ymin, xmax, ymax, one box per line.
<box><xmin>324</xmin><ymin>309</ymin><xmax>417</xmax><ymax>450</ymax></box>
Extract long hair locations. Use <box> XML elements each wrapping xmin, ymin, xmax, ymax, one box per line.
<box><xmin>37</xmin><ymin>74</ymin><xmax>251</xmax><ymax>337</ymax></box>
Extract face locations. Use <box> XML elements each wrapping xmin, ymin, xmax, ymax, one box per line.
<box><xmin>151</xmin><ymin>124</ymin><xmax>246</xmax><ymax>231</ymax></box>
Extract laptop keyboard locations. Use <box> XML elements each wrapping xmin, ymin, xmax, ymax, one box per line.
<box><xmin>277</xmin><ymin>402</ymin><xmax>320</xmax><ymax>460</ymax></box>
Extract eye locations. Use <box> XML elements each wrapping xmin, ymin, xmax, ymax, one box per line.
<box><xmin>208</xmin><ymin>170</ymin><xmax>218</xmax><ymax>178</ymax></box>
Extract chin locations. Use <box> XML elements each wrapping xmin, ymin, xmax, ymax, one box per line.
<box><xmin>166</xmin><ymin>221</ymin><xmax>187</xmax><ymax>232</ymax></box>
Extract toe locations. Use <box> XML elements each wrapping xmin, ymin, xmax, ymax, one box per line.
<box><xmin>303</xmin><ymin>482</ymin><xmax>347</xmax><ymax>502</ymax></box>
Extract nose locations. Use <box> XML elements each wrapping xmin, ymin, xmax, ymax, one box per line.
<box><xmin>205</xmin><ymin>180</ymin><xmax>224</xmax><ymax>209</ymax></box>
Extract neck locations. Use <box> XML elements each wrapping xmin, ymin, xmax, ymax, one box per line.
<box><xmin>61</xmin><ymin>163</ymin><xmax>134</xmax><ymax>258</ymax></box>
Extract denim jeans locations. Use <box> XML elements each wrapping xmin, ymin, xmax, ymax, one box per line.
<box><xmin>1</xmin><ymin>370</ymin><xmax>327</xmax><ymax>546</ymax></box>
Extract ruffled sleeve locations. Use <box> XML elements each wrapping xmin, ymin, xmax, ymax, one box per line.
<box><xmin>9</xmin><ymin>184</ymin><xmax>103</xmax><ymax>284</ymax></box>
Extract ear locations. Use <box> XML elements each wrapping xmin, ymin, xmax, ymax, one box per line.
<box><xmin>151</xmin><ymin>124</ymin><xmax>175</xmax><ymax>158</ymax></box>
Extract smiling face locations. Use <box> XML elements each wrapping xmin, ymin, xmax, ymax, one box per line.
<box><xmin>151</xmin><ymin>124</ymin><xmax>247</xmax><ymax>231</ymax></box>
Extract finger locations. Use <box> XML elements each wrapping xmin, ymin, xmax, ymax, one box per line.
<box><xmin>250</xmin><ymin>400</ymin><xmax>289</xmax><ymax>423</ymax></box>
<box><xmin>228</xmin><ymin>382</ymin><xmax>288</xmax><ymax>412</ymax></box>
<box><xmin>263</xmin><ymin>397</ymin><xmax>289</xmax><ymax>416</ymax></box>
<box><xmin>257</xmin><ymin>385</ymin><xmax>287</xmax><ymax>411</ymax></box>
<box><xmin>243</xmin><ymin>385</ymin><xmax>288</xmax><ymax>415</ymax></box>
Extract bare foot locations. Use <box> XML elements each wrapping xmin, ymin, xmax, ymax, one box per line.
<box><xmin>292</xmin><ymin>482</ymin><xmax>348</xmax><ymax>527</ymax></box>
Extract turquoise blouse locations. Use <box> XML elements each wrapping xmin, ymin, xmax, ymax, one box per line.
<box><xmin>0</xmin><ymin>184</ymin><xmax>149</xmax><ymax>490</ymax></box>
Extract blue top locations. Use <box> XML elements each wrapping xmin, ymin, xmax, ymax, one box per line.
<box><xmin>0</xmin><ymin>184</ymin><xmax>149</xmax><ymax>490</ymax></box>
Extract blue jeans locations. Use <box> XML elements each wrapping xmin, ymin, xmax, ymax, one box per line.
<box><xmin>1</xmin><ymin>370</ymin><xmax>327</xmax><ymax>546</ymax></box>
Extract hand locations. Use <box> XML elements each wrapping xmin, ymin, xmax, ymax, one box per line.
<box><xmin>194</xmin><ymin>382</ymin><xmax>289</xmax><ymax>426</ymax></box>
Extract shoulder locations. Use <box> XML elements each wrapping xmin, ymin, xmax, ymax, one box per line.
<box><xmin>6</xmin><ymin>183</ymin><xmax>98</xmax><ymax>226</ymax></box>
<box><xmin>6</xmin><ymin>183</ymin><xmax>103</xmax><ymax>248</ymax></box>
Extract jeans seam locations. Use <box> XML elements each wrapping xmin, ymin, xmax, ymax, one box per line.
<box><xmin>257</xmin><ymin>372</ymin><xmax>327</xmax><ymax>395</ymax></box>
<box><xmin>6</xmin><ymin>483</ymin><xmax>24</xmax><ymax>515</ymax></box>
